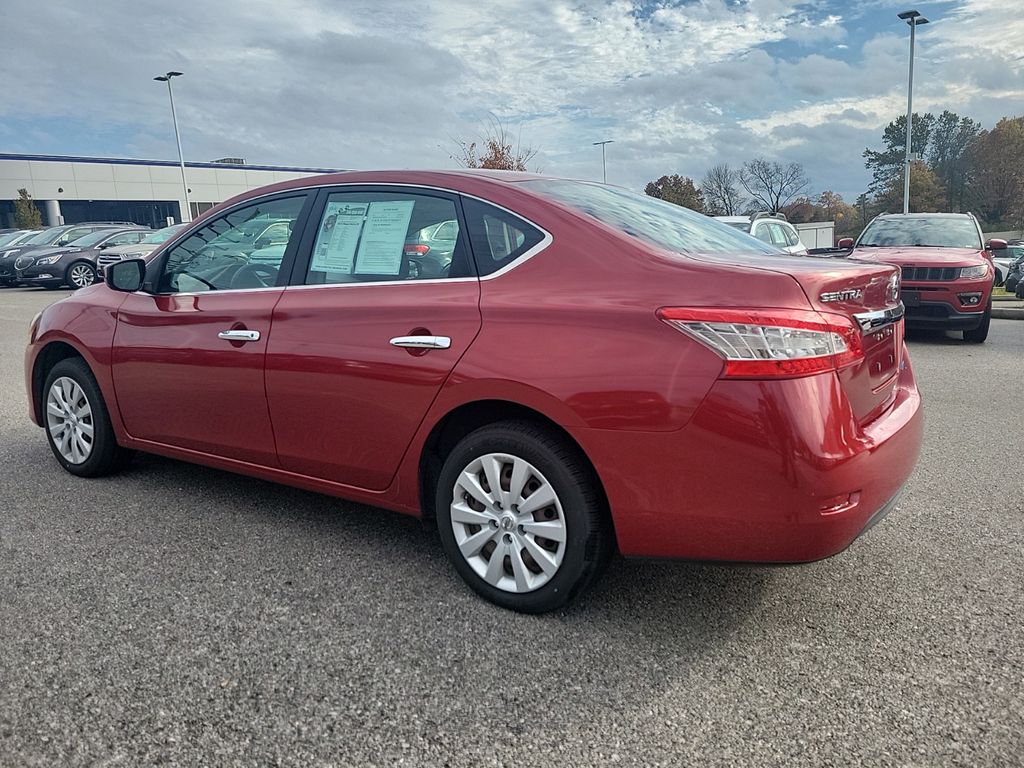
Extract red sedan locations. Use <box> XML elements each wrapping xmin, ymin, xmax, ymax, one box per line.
<box><xmin>25</xmin><ymin>171</ymin><xmax>923</xmax><ymax>612</ymax></box>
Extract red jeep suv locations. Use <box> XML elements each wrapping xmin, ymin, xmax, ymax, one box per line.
<box><xmin>25</xmin><ymin>171</ymin><xmax>924</xmax><ymax>612</ymax></box>
<box><xmin>844</xmin><ymin>213</ymin><xmax>997</xmax><ymax>342</ymax></box>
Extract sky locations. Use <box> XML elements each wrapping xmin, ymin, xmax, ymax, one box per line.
<box><xmin>1</xmin><ymin>0</ymin><xmax>1022</xmax><ymax>201</ymax></box>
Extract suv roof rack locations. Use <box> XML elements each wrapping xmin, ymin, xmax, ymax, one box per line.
<box><xmin>751</xmin><ymin>211</ymin><xmax>787</xmax><ymax>222</ymax></box>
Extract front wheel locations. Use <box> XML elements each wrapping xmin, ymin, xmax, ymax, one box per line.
<box><xmin>43</xmin><ymin>358</ymin><xmax>132</xmax><ymax>477</ymax></box>
<box><xmin>963</xmin><ymin>301</ymin><xmax>991</xmax><ymax>343</ymax></box>
<box><xmin>65</xmin><ymin>261</ymin><xmax>97</xmax><ymax>289</ymax></box>
<box><xmin>435</xmin><ymin>421</ymin><xmax>611</xmax><ymax>613</ymax></box>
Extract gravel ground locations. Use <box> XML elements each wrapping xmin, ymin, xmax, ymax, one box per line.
<box><xmin>1</xmin><ymin>287</ymin><xmax>1021</xmax><ymax>767</ymax></box>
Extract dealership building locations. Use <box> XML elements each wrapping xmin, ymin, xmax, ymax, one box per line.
<box><xmin>0</xmin><ymin>153</ymin><xmax>340</xmax><ymax>229</ymax></box>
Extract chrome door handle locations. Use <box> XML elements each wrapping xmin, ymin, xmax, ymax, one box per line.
<box><xmin>218</xmin><ymin>329</ymin><xmax>261</xmax><ymax>342</ymax></box>
<box><xmin>389</xmin><ymin>335</ymin><xmax>451</xmax><ymax>350</ymax></box>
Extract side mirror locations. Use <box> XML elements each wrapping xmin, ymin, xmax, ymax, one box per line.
<box><xmin>97</xmin><ymin>242</ymin><xmax>114</xmax><ymax>250</ymax></box>
<box><xmin>986</xmin><ymin>238</ymin><xmax>1007</xmax><ymax>251</ymax></box>
<box><xmin>837</xmin><ymin>237</ymin><xmax>855</xmax><ymax>248</ymax></box>
<box><xmin>105</xmin><ymin>259</ymin><xmax>146</xmax><ymax>292</ymax></box>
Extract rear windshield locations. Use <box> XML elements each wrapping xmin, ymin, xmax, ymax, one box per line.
<box><xmin>858</xmin><ymin>216</ymin><xmax>982</xmax><ymax>249</ymax></box>
<box><xmin>521</xmin><ymin>179</ymin><xmax>777</xmax><ymax>255</ymax></box>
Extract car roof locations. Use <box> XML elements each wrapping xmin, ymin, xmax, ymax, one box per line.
<box><xmin>874</xmin><ymin>212</ymin><xmax>974</xmax><ymax>219</ymax></box>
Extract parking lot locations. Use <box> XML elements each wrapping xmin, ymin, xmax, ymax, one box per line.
<box><xmin>0</xmin><ymin>287</ymin><xmax>1021</xmax><ymax>766</ymax></box>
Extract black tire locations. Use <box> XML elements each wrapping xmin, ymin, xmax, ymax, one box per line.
<box><xmin>42</xmin><ymin>358</ymin><xmax>132</xmax><ymax>477</ymax></box>
<box><xmin>963</xmin><ymin>301</ymin><xmax>991</xmax><ymax>343</ymax></box>
<box><xmin>64</xmin><ymin>260</ymin><xmax>96</xmax><ymax>290</ymax></box>
<box><xmin>1017</xmin><ymin>281</ymin><xmax>1024</xmax><ymax>299</ymax></box>
<box><xmin>435</xmin><ymin>420</ymin><xmax>612</xmax><ymax>613</ymax></box>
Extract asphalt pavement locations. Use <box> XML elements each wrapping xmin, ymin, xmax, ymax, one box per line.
<box><xmin>1</xmin><ymin>287</ymin><xmax>1021</xmax><ymax>767</ymax></box>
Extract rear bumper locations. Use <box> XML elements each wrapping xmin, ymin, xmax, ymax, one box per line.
<box><xmin>574</xmin><ymin>351</ymin><xmax>923</xmax><ymax>562</ymax></box>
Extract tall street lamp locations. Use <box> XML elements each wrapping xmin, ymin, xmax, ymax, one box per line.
<box><xmin>154</xmin><ymin>71</ymin><xmax>191</xmax><ymax>222</ymax></box>
<box><xmin>897</xmin><ymin>10</ymin><xmax>929</xmax><ymax>214</ymax></box>
<box><xmin>593</xmin><ymin>140</ymin><xmax>613</xmax><ymax>183</ymax></box>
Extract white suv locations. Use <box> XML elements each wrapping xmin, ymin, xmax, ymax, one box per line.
<box><xmin>715</xmin><ymin>213</ymin><xmax>808</xmax><ymax>255</ymax></box>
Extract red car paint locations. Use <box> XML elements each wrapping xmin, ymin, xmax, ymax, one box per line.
<box><xmin>25</xmin><ymin>170</ymin><xmax>923</xmax><ymax>563</ymax></box>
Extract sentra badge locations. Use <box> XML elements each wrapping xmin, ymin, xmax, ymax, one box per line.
<box><xmin>820</xmin><ymin>289</ymin><xmax>863</xmax><ymax>302</ymax></box>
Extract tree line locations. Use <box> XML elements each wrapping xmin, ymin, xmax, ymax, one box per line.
<box><xmin>645</xmin><ymin>112</ymin><xmax>1024</xmax><ymax>237</ymax></box>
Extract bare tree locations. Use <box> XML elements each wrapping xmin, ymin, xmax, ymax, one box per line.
<box><xmin>700</xmin><ymin>163</ymin><xmax>745</xmax><ymax>215</ymax></box>
<box><xmin>739</xmin><ymin>159</ymin><xmax>809</xmax><ymax>213</ymax></box>
<box><xmin>451</xmin><ymin>116</ymin><xmax>539</xmax><ymax>171</ymax></box>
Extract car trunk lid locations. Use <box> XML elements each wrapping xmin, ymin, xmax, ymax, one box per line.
<box><xmin>689</xmin><ymin>252</ymin><xmax>904</xmax><ymax>424</ymax></box>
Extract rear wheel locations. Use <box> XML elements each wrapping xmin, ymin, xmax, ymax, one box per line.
<box><xmin>963</xmin><ymin>301</ymin><xmax>991</xmax><ymax>343</ymax></box>
<box><xmin>43</xmin><ymin>358</ymin><xmax>132</xmax><ymax>477</ymax></box>
<box><xmin>435</xmin><ymin>421</ymin><xmax>611</xmax><ymax>613</ymax></box>
<box><xmin>65</xmin><ymin>261</ymin><xmax>96</xmax><ymax>289</ymax></box>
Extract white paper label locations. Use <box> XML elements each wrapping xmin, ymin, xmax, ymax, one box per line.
<box><xmin>310</xmin><ymin>202</ymin><xmax>369</xmax><ymax>274</ymax></box>
<box><xmin>354</xmin><ymin>201</ymin><xmax>415</xmax><ymax>276</ymax></box>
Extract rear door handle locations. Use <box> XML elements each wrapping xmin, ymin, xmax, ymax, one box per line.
<box><xmin>389</xmin><ymin>335</ymin><xmax>451</xmax><ymax>350</ymax></box>
<box><xmin>218</xmin><ymin>329</ymin><xmax>261</xmax><ymax>342</ymax></box>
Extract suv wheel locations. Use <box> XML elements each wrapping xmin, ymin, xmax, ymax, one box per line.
<box><xmin>963</xmin><ymin>301</ymin><xmax>991</xmax><ymax>343</ymax></box>
<box><xmin>435</xmin><ymin>421</ymin><xmax>611</xmax><ymax>613</ymax></box>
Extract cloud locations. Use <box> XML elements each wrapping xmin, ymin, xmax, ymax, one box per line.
<box><xmin>0</xmin><ymin>0</ymin><xmax>1019</xmax><ymax>203</ymax></box>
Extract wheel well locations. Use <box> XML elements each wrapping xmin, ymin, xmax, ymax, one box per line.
<box><xmin>418</xmin><ymin>400</ymin><xmax>612</xmax><ymax>530</ymax></box>
<box><xmin>32</xmin><ymin>342</ymin><xmax>84</xmax><ymax>422</ymax></box>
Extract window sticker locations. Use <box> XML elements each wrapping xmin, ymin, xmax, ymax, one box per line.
<box><xmin>354</xmin><ymin>200</ymin><xmax>415</xmax><ymax>275</ymax></box>
<box><xmin>310</xmin><ymin>202</ymin><xmax>369</xmax><ymax>274</ymax></box>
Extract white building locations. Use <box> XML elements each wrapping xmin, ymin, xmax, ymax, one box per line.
<box><xmin>0</xmin><ymin>153</ymin><xmax>340</xmax><ymax>229</ymax></box>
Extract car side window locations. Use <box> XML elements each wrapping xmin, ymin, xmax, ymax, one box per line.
<box><xmin>768</xmin><ymin>223</ymin><xmax>789</xmax><ymax>247</ymax></box>
<box><xmin>753</xmin><ymin>224</ymin><xmax>774</xmax><ymax>245</ymax></box>
<box><xmin>783</xmin><ymin>225</ymin><xmax>801</xmax><ymax>247</ymax></box>
<box><xmin>158</xmin><ymin>195</ymin><xmax>305</xmax><ymax>293</ymax></box>
<box><xmin>461</xmin><ymin>197</ymin><xmax>545</xmax><ymax>276</ymax></box>
<box><xmin>304</xmin><ymin>191</ymin><xmax>471</xmax><ymax>284</ymax></box>
<box><xmin>57</xmin><ymin>227</ymin><xmax>95</xmax><ymax>246</ymax></box>
<box><xmin>108</xmin><ymin>231</ymin><xmax>145</xmax><ymax>246</ymax></box>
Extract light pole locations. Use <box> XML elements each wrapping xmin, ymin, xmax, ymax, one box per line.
<box><xmin>593</xmin><ymin>140</ymin><xmax>613</xmax><ymax>183</ymax></box>
<box><xmin>154</xmin><ymin>71</ymin><xmax>191</xmax><ymax>222</ymax></box>
<box><xmin>897</xmin><ymin>10</ymin><xmax>928</xmax><ymax>214</ymax></box>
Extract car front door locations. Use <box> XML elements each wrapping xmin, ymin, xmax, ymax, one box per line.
<box><xmin>111</xmin><ymin>193</ymin><xmax>312</xmax><ymax>466</ymax></box>
<box><xmin>265</xmin><ymin>187</ymin><xmax>482</xmax><ymax>491</ymax></box>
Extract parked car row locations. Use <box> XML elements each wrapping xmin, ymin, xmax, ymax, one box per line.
<box><xmin>0</xmin><ymin>222</ymin><xmax>194</xmax><ymax>289</ymax></box>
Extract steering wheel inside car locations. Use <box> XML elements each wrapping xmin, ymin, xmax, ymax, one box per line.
<box><xmin>230</xmin><ymin>263</ymin><xmax>279</xmax><ymax>289</ymax></box>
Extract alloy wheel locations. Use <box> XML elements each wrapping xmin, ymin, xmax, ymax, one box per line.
<box><xmin>450</xmin><ymin>452</ymin><xmax>567</xmax><ymax>593</ymax></box>
<box><xmin>69</xmin><ymin>263</ymin><xmax>95</xmax><ymax>288</ymax></box>
<box><xmin>46</xmin><ymin>377</ymin><xmax>94</xmax><ymax>464</ymax></box>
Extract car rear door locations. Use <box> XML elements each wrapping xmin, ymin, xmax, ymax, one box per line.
<box><xmin>264</xmin><ymin>186</ymin><xmax>481</xmax><ymax>491</ymax></box>
<box><xmin>111</xmin><ymin>193</ymin><xmax>313</xmax><ymax>466</ymax></box>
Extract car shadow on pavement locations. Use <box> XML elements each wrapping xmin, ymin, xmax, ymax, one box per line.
<box><xmin>117</xmin><ymin>452</ymin><xmax>774</xmax><ymax>639</ymax></box>
<box><xmin>904</xmin><ymin>328</ymin><xmax>974</xmax><ymax>345</ymax></box>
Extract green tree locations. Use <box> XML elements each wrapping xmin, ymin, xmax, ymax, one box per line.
<box><xmin>863</xmin><ymin>113</ymin><xmax>934</xmax><ymax>196</ymax></box>
<box><xmin>14</xmin><ymin>188</ymin><xmax>43</xmax><ymax>229</ymax></box>
<box><xmin>927</xmin><ymin>110</ymin><xmax>981</xmax><ymax>211</ymax></box>
<box><xmin>875</xmin><ymin>161</ymin><xmax>946</xmax><ymax>213</ymax></box>
<box><xmin>644</xmin><ymin>174</ymin><xmax>705</xmax><ymax>212</ymax></box>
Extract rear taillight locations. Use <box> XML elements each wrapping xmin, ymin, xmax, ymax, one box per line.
<box><xmin>657</xmin><ymin>307</ymin><xmax>864</xmax><ymax>379</ymax></box>
<box><xmin>404</xmin><ymin>244</ymin><xmax>430</xmax><ymax>257</ymax></box>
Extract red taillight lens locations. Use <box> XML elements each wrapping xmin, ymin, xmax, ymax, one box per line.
<box><xmin>657</xmin><ymin>307</ymin><xmax>864</xmax><ymax>379</ymax></box>
<box><xmin>404</xmin><ymin>244</ymin><xmax>430</xmax><ymax>257</ymax></box>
